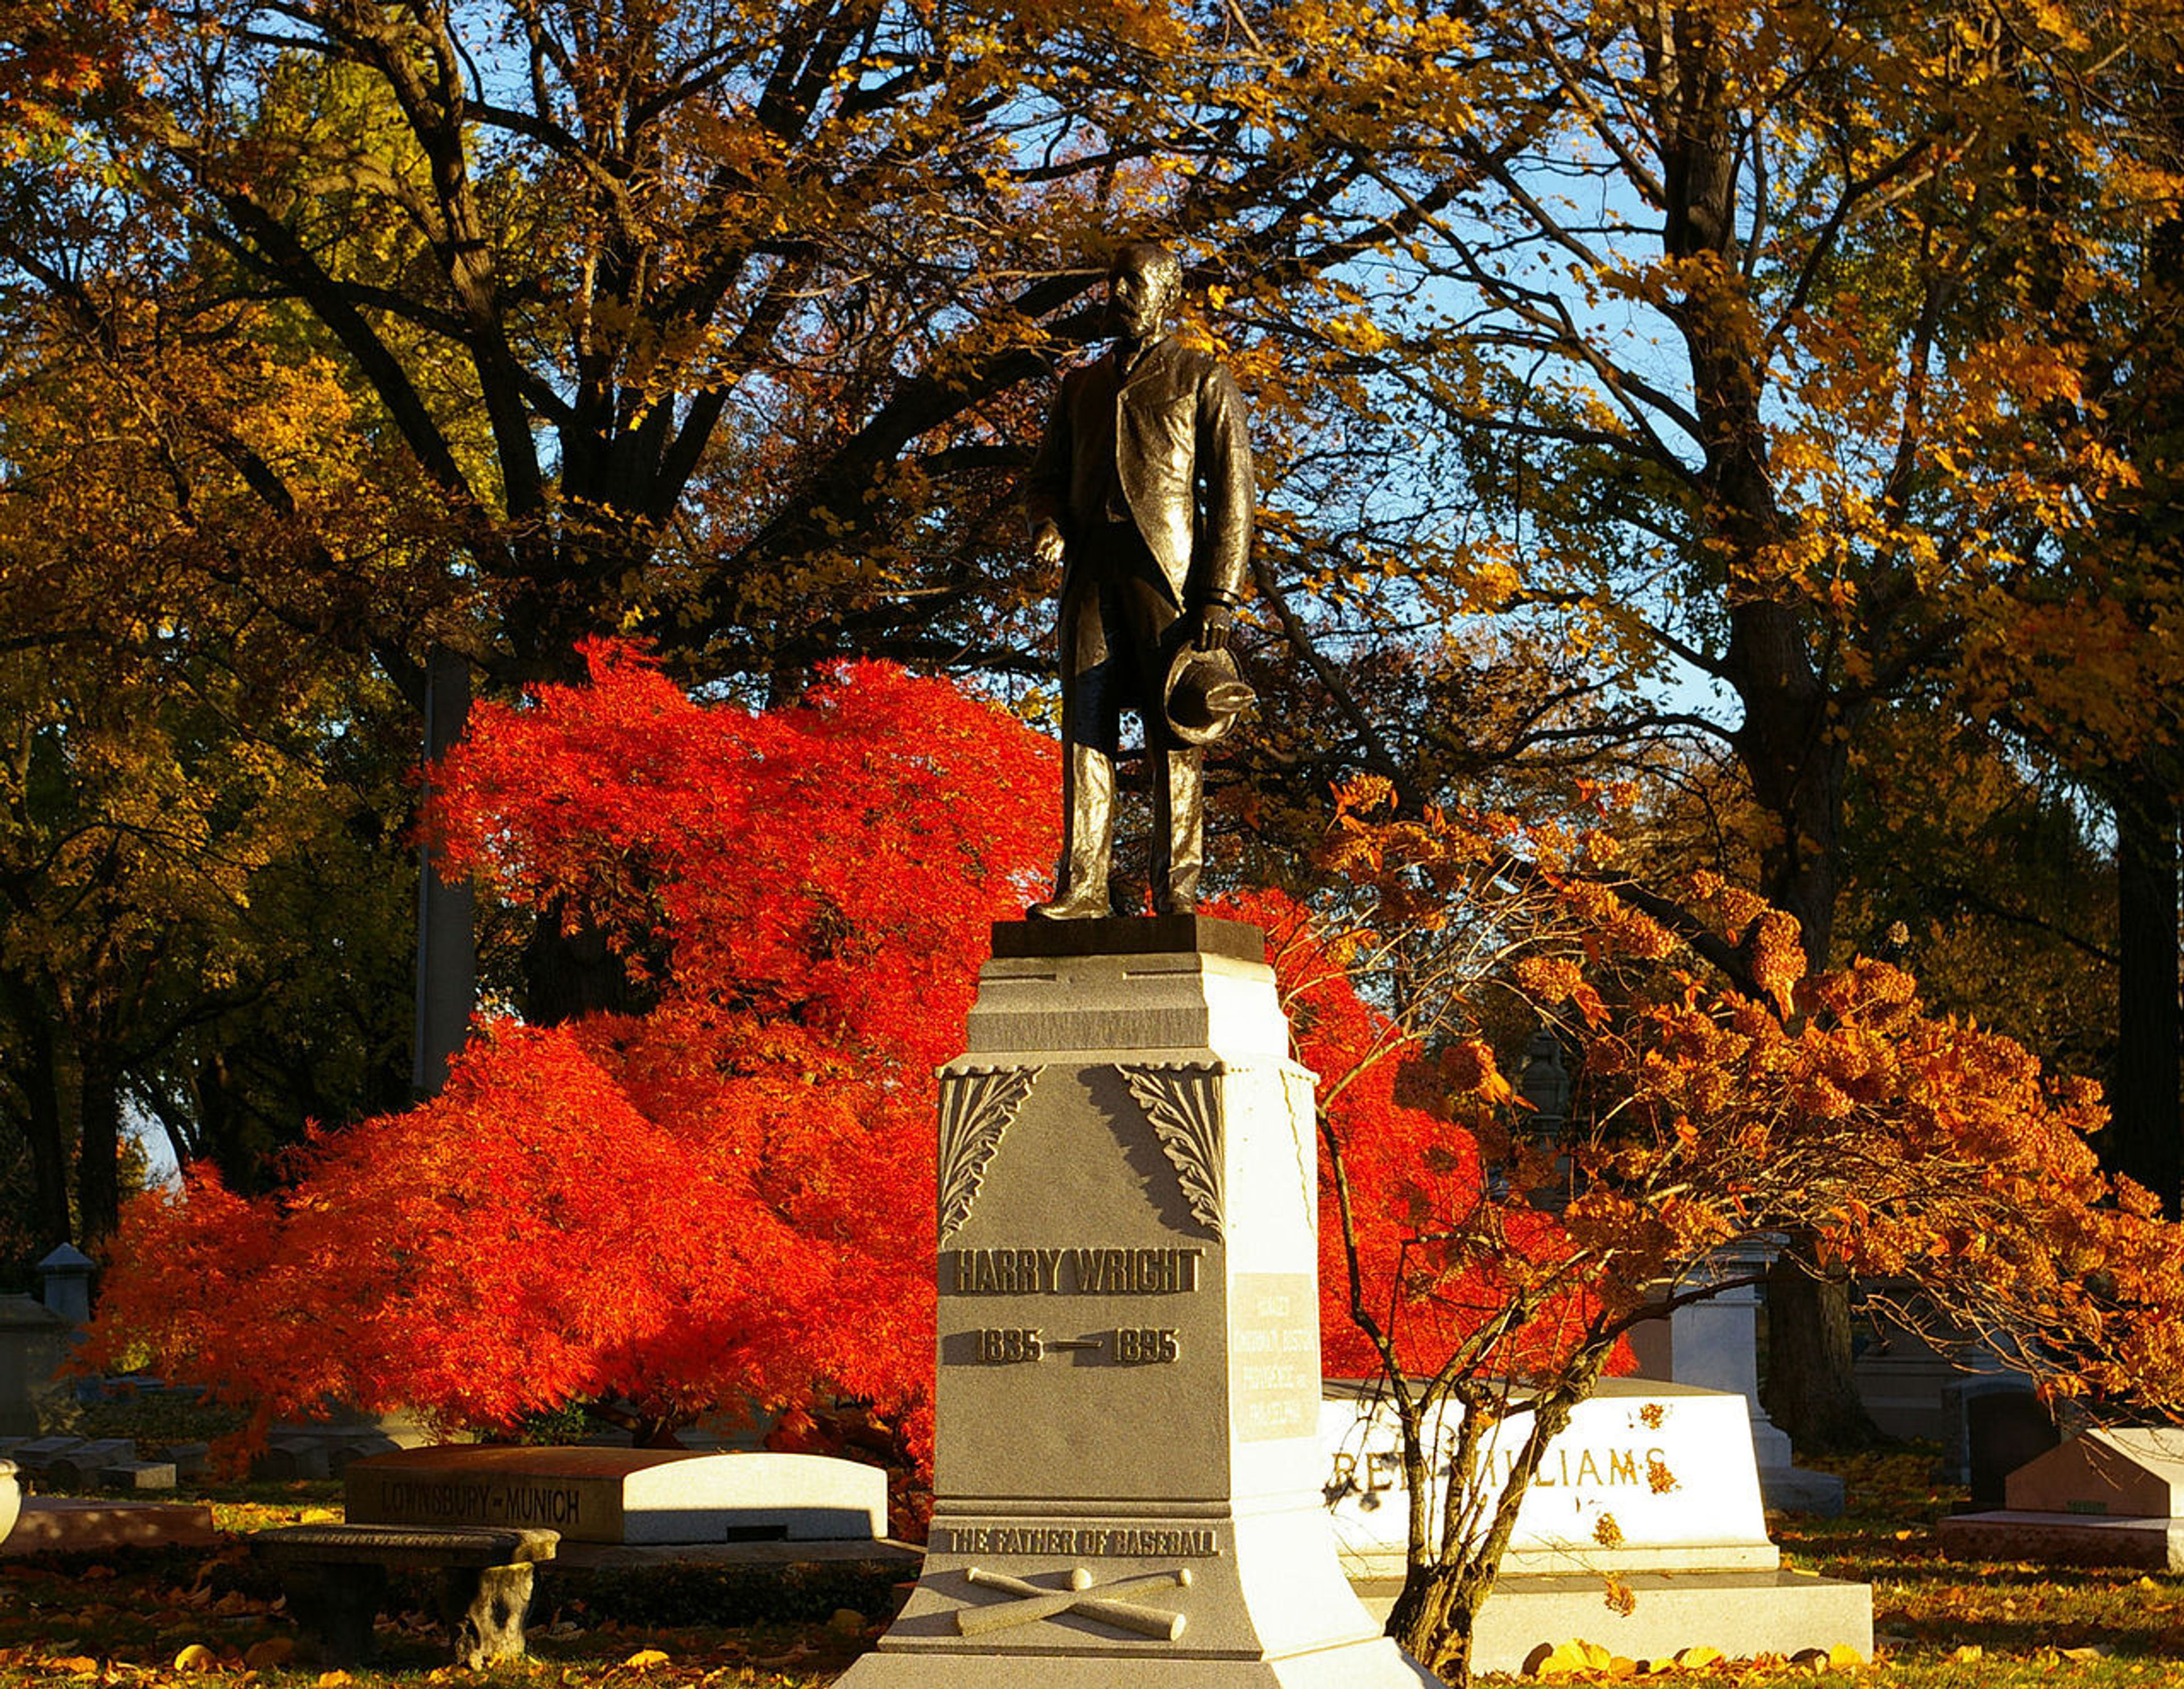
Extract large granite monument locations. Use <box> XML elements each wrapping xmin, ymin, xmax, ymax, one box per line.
<box><xmin>836</xmin><ymin>916</ymin><xmax>1437</xmax><ymax>1686</ymax></box>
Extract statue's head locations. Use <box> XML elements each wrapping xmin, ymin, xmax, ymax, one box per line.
<box><xmin>1108</xmin><ymin>241</ymin><xmax>1182</xmax><ymax>343</ymax></box>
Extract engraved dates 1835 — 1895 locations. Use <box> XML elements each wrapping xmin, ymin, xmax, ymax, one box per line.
<box><xmin>975</xmin><ymin>1327</ymin><xmax>1181</xmax><ymax>1364</ymax></box>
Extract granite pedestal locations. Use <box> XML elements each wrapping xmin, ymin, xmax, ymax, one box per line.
<box><xmin>837</xmin><ymin>917</ymin><xmax>1437</xmax><ymax>1687</ymax></box>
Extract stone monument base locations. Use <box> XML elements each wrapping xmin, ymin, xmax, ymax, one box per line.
<box><xmin>835</xmin><ymin>1654</ymin><xmax>1437</xmax><ymax>1687</ymax></box>
<box><xmin>1757</xmin><ymin>1467</ymin><xmax>1847</xmax><ymax>1516</ymax></box>
<box><xmin>1938</xmin><ymin>1509</ymin><xmax>2184</xmax><ymax>1571</ymax></box>
<box><xmin>1354</xmin><ymin>1570</ymin><xmax>1872</xmax><ymax>1675</ymax></box>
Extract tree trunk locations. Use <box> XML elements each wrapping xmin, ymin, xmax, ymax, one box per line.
<box><xmin>1382</xmin><ymin>1373</ymin><xmax>1599</xmax><ymax>1684</ymax></box>
<box><xmin>522</xmin><ymin>900</ymin><xmax>634</xmax><ymax>1026</ymax></box>
<box><xmin>413</xmin><ymin>644</ymin><xmax>477</xmax><ymax>1098</ymax></box>
<box><xmin>2109</xmin><ymin>767</ymin><xmax>2181</xmax><ymax>1215</ymax></box>
<box><xmin>14</xmin><ymin>1002</ymin><xmax>72</xmax><ymax>1249</ymax></box>
<box><xmin>76</xmin><ymin>1057</ymin><xmax>122</xmax><ymax>1247</ymax></box>
<box><xmin>1656</xmin><ymin>19</ymin><xmax>1873</xmax><ymax>1452</ymax></box>
<box><xmin>1760</xmin><ymin>1243</ymin><xmax>1878</xmax><ymax>1451</ymax></box>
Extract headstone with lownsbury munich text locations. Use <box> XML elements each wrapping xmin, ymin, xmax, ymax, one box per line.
<box><xmin>835</xmin><ymin>915</ymin><xmax>1438</xmax><ymax>1689</ymax></box>
<box><xmin>345</xmin><ymin>1446</ymin><xmax>884</xmax><ymax>1545</ymax></box>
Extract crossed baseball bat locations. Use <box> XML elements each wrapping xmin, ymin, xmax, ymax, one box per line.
<box><xmin>954</xmin><ymin>1564</ymin><xmax>1193</xmax><ymax>1640</ymax></box>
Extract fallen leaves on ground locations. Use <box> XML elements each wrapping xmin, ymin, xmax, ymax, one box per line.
<box><xmin>1527</xmin><ymin>1637</ymin><xmax>1867</xmax><ymax>1679</ymax></box>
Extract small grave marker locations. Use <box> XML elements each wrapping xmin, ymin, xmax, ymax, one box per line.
<box><xmin>346</xmin><ymin>1447</ymin><xmax>884</xmax><ymax>1545</ymax></box>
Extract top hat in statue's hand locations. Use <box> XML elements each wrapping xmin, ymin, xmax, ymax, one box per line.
<box><xmin>1164</xmin><ymin>644</ymin><xmax>1257</xmax><ymax>746</ymax></box>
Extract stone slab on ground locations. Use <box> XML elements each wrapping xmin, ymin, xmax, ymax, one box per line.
<box><xmin>2005</xmin><ymin>1428</ymin><xmax>2184</xmax><ymax>1517</ymax></box>
<box><xmin>1759</xmin><ymin>1467</ymin><xmax>1847</xmax><ymax>1517</ymax></box>
<box><xmin>1938</xmin><ymin>1509</ymin><xmax>2184</xmax><ymax>1571</ymax></box>
<box><xmin>97</xmin><ymin>1462</ymin><xmax>175</xmax><ymax>1492</ymax></box>
<box><xmin>10</xmin><ymin>1438</ymin><xmax>85</xmax><ymax>1475</ymax></box>
<box><xmin>1322</xmin><ymin>1380</ymin><xmax>1778</xmax><ymax>1581</ymax></box>
<box><xmin>163</xmin><ymin>1443</ymin><xmax>210</xmax><ymax>1480</ymax></box>
<box><xmin>553</xmin><ymin>1537</ymin><xmax>923</xmax><ymax>1571</ymax></box>
<box><xmin>0</xmin><ymin>1497</ymin><xmax>217</xmax><ymax>1554</ymax></box>
<box><xmin>1353</xmin><ymin>1570</ymin><xmax>1874</xmax><ymax>1675</ymax></box>
<box><xmin>347</xmin><ymin>1446</ymin><xmax>886</xmax><ymax>1545</ymax></box>
<box><xmin>44</xmin><ymin>1442</ymin><xmax>139</xmax><ymax>1490</ymax></box>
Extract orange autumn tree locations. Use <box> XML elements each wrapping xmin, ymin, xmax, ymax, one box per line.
<box><xmin>1292</xmin><ymin>781</ymin><xmax>2184</xmax><ymax>1684</ymax></box>
<box><xmin>84</xmin><ymin>644</ymin><xmax>1058</xmax><ymax>1456</ymax></box>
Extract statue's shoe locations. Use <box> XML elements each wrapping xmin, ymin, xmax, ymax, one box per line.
<box><xmin>1027</xmin><ymin>888</ymin><xmax>1114</xmax><ymax>921</ymax></box>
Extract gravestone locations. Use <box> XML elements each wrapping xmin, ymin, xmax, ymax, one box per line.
<box><xmin>1956</xmin><ymin>1382</ymin><xmax>2058</xmax><ymax>1508</ymax></box>
<box><xmin>838</xmin><ymin>916</ymin><xmax>1436</xmax><ymax>1687</ymax></box>
<box><xmin>97</xmin><ymin>1462</ymin><xmax>176</xmax><ymax>1493</ymax></box>
<box><xmin>347</xmin><ymin>1446</ymin><xmax>884</xmax><ymax>1545</ymax></box>
<box><xmin>10</xmin><ymin>1437</ymin><xmax>85</xmax><ymax>1476</ymax></box>
<box><xmin>1939</xmin><ymin>1428</ymin><xmax>2184</xmax><ymax>1570</ymax></box>
<box><xmin>1323</xmin><ymin>1381</ymin><xmax>1776</xmax><ymax>1580</ymax></box>
<box><xmin>163</xmin><ymin>1442</ymin><xmax>211</xmax><ymax>1480</ymax></box>
<box><xmin>1624</xmin><ymin>1246</ymin><xmax>1843</xmax><ymax>1515</ymax></box>
<box><xmin>255</xmin><ymin>1438</ymin><xmax>333</xmax><ymax>1481</ymax></box>
<box><xmin>36</xmin><ymin>1246</ymin><xmax>93</xmax><ymax>1326</ymax></box>
<box><xmin>1323</xmin><ymin>1379</ymin><xmax>1871</xmax><ymax>1673</ymax></box>
<box><xmin>0</xmin><ymin>1300</ymin><xmax>71</xmax><ymax>1437</ymax></box>
<box><xmin>43</xmin><ymin>1440</ymin><xmax>139</xmax><ymax>1491</ymax></box>
<box><xmin>2004</xmin><ymin>1428</ymin><xmax>2184</xmax><ymax>1515</ymax></box>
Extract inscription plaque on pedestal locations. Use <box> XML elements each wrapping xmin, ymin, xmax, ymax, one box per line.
<box><xmin>836</xmin><ymin>916</ymin><xmax>1438</xmax><ymax>1688</ymax></box>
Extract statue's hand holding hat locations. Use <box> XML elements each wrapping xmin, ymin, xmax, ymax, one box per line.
<box><xmin>1164</xmin><ymin>644</ymin><xmax>1256</xmax><ymax>747</ymax></box>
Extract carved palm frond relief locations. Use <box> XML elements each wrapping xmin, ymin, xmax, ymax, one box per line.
<box><xmin>937</xmin><ymin>1065</ymin><xmax>1039</xmax><ymax>1241</ymax></box>
<box><xmin>1122</xmin><ymin>1063</ymin><xmax>1226</xmax><ymax>1241</ymax></box>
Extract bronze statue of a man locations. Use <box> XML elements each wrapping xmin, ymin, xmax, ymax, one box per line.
<box><xmin>1024</xmin><ymin>240</ymin><xmax>1255</xmax><ymax>920</ymax></box>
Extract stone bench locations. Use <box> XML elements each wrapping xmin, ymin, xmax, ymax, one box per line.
<box><xmin>250</xmin><ymin>1524</ymin><xmax>557</xmax><ymax>1667</ymax></box>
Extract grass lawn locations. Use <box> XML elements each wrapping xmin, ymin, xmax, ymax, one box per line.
<box><xmin>0</xmin><ymin>1455</ymin><xmax>2177</xmax><ymax>1686</ymax></box>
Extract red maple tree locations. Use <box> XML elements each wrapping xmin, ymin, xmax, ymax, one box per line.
<box><xmin>84</xmin><ymin>645</ymin><xmax>1058</xmax><ymax>1460</ymax></box>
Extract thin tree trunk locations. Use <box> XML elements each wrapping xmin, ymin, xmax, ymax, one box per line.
<box><xmin>2110</xmin><ymin>767</ymin><xmax>2181</xmax><ymax>1214</ymax></box>
<box><xmin>16</xmin><ymin>1007</ymin><xmax>72</xmax><ymax>1249</ymax></box>
<box><xmin>413</xmin><ymin>644</ymin><xmax>477</xmax><ymax>1097</ymax></box>
<box><xmin>76</xmin><ymin>1057</ymin><xmax>122</xmax><ymax>1247</ymax></box>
